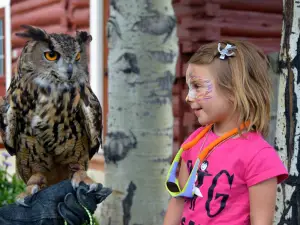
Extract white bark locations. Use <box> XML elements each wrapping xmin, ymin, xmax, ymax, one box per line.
<box><xmin>100</xmin><ymin>0</ymin><xmax>178</xmax><ymax>224</ymax></box>
<box><xmin>274</xmin><ymin>0</ymin><xmax>300</xmax><ymax>224</ymax></box>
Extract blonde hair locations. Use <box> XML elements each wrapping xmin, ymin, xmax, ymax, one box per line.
<box><xmin>188</xmin><ymin>40</ymin><xmax>272</xmax><ymax>137</ymax></box>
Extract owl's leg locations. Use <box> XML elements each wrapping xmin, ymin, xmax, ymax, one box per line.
<box><xmin>69</xmin><ymin>164</ymin><xmax>97</xmax><ymax>191</ymax></box>
<box><xmin>16</xmin><ymin>173</ymin><xmax>47</xmax><ymax>206</ymax></box>
<box><xmin>26</xmin><ymin>172</ymin><xmax>48</xmax><ymax>191</ymax></box>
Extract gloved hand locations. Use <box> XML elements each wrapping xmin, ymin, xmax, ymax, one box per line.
<box><xmin>58</xmin><ymin>181</ymin><xmax>112</xmax><ymax>225</ymax></box>
<box><xmin>0</xmin><ymin>179</ymin><xmax>112</xmax><ymax>225</ymax></box>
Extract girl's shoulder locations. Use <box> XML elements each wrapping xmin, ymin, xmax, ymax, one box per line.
<box><xmin>237</xmin><ymin>132</ymin><xmax>288</xmax><ymax>185</ymax></box>
<box><xmin>235</xmin><ymin>131</ymin><xmax>273</xmax><ymax>151</ymax></box>
<box><xmin>226</xmin><ymin>131</ymin><xmax>278</xmax><ymax>161</ymax></box>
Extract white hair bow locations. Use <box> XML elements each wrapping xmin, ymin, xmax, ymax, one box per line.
<box><xmin>218</xmin><ymin>43</ymin><xmax>236</xmax><ymax>60</ymax></box>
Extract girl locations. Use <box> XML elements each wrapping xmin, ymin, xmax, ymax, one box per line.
<box><xmin>164</xmin><ymin>40</ymin><xmax>288</xmax><ymax>225</ymax></box>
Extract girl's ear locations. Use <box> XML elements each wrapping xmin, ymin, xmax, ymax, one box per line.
<box><xmin>226</xmin><ymin>92</ymin><xmax>235</xmax><ymax>104</ymax></box>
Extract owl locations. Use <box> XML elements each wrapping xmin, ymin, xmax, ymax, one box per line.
<box><xmin>0</xmin><ymin>25</ymin><xmax>103</xmax><ymax>204</ymax></box>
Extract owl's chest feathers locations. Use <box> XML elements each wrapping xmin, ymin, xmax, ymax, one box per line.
<box><xmin>37</xmin><ymin>88</ymin><xmax>80</xmax><ymax>119</ymax></box>
<box><xmin>22</xmin><ymin>82</ymin><xmax>85</xmax><ymax>146</ymax></box>
<box><xmin>35</xmin><ymin>83</ymin><xmax>81</xmax><ymax>119</ymax></box>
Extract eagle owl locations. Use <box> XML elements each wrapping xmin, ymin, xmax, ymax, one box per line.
<box><xmin>0</xmin><ymin>25</ymin><xmax>103</xmax><ymax>203</ymax></box>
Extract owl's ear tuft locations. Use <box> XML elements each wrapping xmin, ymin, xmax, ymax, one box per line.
<box><xmin>16</xmin><ymin>25</ymin><xmax>50</xmax><ymax>42</ymax></box>
<box><xmin>76</xmin><ymin>31</ymin><xmax>92</xmax><ymax>44</ymax></box>
<box><xmin>16</xmin><ymin>25</ymin><xmax>54</xmax><ymax>50</ymax></box>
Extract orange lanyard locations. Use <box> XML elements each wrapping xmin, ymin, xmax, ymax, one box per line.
<box><xmin>181</xmin><ymin>121</ymin><xmax>250</xmax><ymax>162</ymax></box>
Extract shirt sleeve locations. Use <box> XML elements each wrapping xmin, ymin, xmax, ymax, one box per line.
<box><xmin>245</xmin><ymin>147</ymin><xmax>288</xmax><ymax>187</ymax></box>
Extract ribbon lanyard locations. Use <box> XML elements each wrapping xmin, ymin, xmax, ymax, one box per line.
<box><xmin>182</xmin><ymin>121</ymin><xmax>250</xmax><ymax>162</ymax></box>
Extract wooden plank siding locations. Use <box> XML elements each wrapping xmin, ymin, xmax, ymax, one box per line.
<box><xmin>0</xmin><ymin>8</ymin><xmax>5</xmax><ymax>148</ymax></box>
<box><xmin>0</xmin><ymin>8</ymin><xmax>6</xmax><ymax>98</ymax></box>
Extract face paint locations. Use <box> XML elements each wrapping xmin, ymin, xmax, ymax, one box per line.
<box><xmin>201</xmin><ymin>80</ymin><xmax>213</xmax><ymax>100</ymax></box>
<box><xmin>186</xmin><ymin>75</ymin><xmax>213</xmax><ymax>102</ymax></box>
<box><xmin>187</xmin><ymin>81</ymin><xmax>197</xmax><ymax>99</ymax></box>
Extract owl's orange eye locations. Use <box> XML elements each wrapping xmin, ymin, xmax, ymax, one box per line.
<box><xmin>44</xmin><ymin>51</ymin><xmax>60</xmax><ymax>61</ymax></box>
<box><xmin>75</xmin><ymin>52</ymin><xmax>81</xmax><ymax>61</ymax></box>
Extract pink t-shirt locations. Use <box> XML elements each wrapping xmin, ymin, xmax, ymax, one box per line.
<box><xmin>180</xmin><ymin>126</ymin><xmax>288</xmax><ymax>225</ymax></box>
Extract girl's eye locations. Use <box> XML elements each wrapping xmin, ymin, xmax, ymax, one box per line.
<box><xmin>193</xmin><ymin>84</ymin><xmax>202</xmax><ymax>89</ymax></box>
<box><xmin>75</xmin><ymin>52</ymin><xmax>81</xmax><ymax>61</ymax></box>
<box><xmin>44</xmin><ymin>51</ymin><xmax>60</xmax><ymax>61</ymax></box>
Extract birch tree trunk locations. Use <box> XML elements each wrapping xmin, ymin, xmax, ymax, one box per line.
<box><xmin>274</xmin><ymin>1</ymin><xmax>300</xmax><ymax>224</ymax></box>
<box><xmin>100</xmin><ymin>0</ymin><xmax>178</xmax><ymax>224</ymax></box>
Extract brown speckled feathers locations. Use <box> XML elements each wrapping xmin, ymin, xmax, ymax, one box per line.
<box><xmin>0</xmin><ymin>25</ymin><xmax>102</xmax><ymax>198</ymax></box>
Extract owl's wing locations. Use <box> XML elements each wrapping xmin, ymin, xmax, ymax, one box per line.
<box><xmin>0</xmin><ymin>76</ymin><xmax>20</xmax><ymax>156</ymax></box>
<box><xmin>79</xmin><ymin>85</ymin><xmax>103</xmax><ymax>159</ymax></box>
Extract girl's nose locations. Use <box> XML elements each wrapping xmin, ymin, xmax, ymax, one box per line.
<box><xmin>185</xmin><ymin>95</ymin><xmax>194</xmax><ymax>103</ymax></box>
<box><xmin>186</xmin><ymin>87</ymin><xmax>197</xmax><ymax>103</ymax></box>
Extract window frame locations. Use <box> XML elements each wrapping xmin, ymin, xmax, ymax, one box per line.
<box><xmin>0</xmin><ymin>5</ymin><xmax>8</xmax><ymax>149</ymax></box>
<box><xmin>0</xmin><ymin>8</ymin><xmax>5</xmax><ymax>78</ymax></box>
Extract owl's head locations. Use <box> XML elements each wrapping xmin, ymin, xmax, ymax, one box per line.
<box><xmin>16</xmin><ymin>25</ymin><xmax>92</xmax><ymax>83</ymax></box>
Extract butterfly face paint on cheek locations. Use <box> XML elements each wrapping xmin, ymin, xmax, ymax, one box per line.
<box><xmin>202</xmin><ymin>80</ymin><xmax>213</xmax><ymax>100</ymax></box>
<box><xmin>187</xmin><ymin>82</ymin><xmax>197</xmax><ymax>100</ymax></box>
<box><xmin>186</xmin><ymin>76</ymin><xmax>213</xmax><ymax>102</ymax></box>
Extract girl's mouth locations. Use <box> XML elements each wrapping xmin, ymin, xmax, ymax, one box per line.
<box><xmin>193</xmin><ymin>108</ymin><xmax>203</xmax><ymax>116</ymax></box>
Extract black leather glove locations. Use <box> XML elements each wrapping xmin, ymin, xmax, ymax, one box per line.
<box><xmin>0</xmin><ymin>179</ymin><xmax>112</xmax><ymax>225</ymax></box>
<box><xmin>58</xmin><ymin>181</ymin><xmax>112</xmax><ymax>225</ymax></box>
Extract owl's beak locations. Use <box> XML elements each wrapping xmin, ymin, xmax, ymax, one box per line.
<box><xmin>67</xmin><ymin>64</ymin><xmax>73</xmax><ymax>79</ymax></box>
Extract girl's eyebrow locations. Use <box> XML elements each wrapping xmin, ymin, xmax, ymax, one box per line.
<box><xmin>187</xmin><ymin>71</ymin><xmax>209</xmax><ymax>83</ymax></box>
<box><xmin>190</xmin><ymin>75</ymin><xmax>205</xmax><ymax>83</ymax></box>
<box><xmin>187</xmin><ymin>71</ymin><xmax>193</xmax><ymax>79</ymax></box>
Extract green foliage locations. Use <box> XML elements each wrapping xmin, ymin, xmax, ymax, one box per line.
<box><xmin>93</xmin><ymin>217</ymin><xmax>100</xmax><ymax>225</ymax></box>
<box><xmin>0</xmin><ymin>153</ymin><xmax>25</xmax><ymax>207</ymax></box>
<box><xmin>82</xmin><ymin>218</ymin><xmax>100</xmax><ymax>225</ymax></box>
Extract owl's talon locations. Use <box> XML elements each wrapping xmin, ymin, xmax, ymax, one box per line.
<box><xmin>71</xmin><ymin>169</ymin><xmax>96</xmax><ymax>190</ymax></box>
<box><xmin>15</xmin><ymin>190</ymin><xmax>31</xmax><ymax>207</ymax></box>
<box><xmin>31</xmin><ymin>184</ymin><xmax>40</xmax><ymax>195</ymax></box>
<box><xmin>71</xmin><ymin>179</ymin><xmax>80</xmax><ymax>190</ymax></box>
<box><xmin>16</xmin><ymin>197</ymin><xmax>29</xmax><ymax>207</ymax></box>
<box><xmin>87</xmin><ymin>183</ymin><xmax>98</xmax><ymax>193</ymax></box>
<box><xmin>15</xmin><ymin>183</ymin><xmax>42</xmax><ymax>206</ymax></box>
